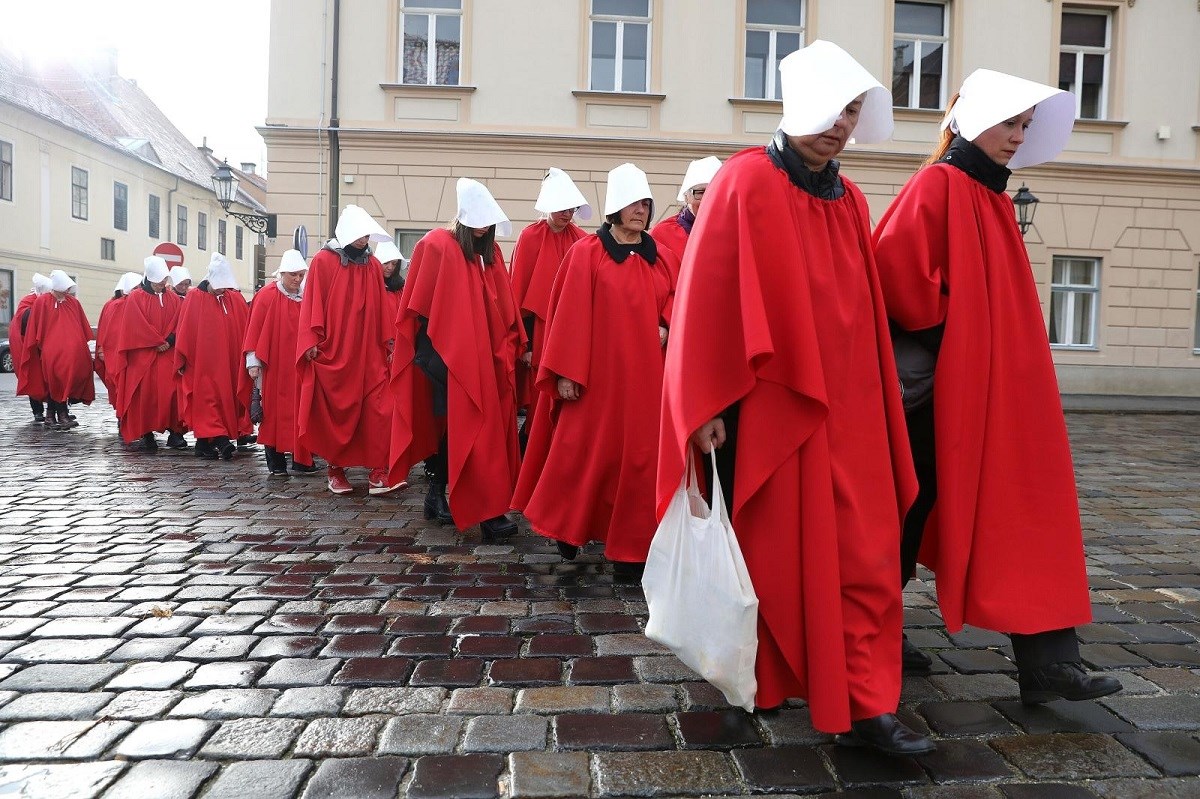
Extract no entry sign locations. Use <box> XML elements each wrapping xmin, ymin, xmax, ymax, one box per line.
<box><xmin>153</xmin><ymin>242</ymin><xmax>184</xmax><ymax>269</ymax></box>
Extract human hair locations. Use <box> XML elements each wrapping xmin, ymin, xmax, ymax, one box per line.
<box><xmin>452</xmin><ymin>221</ymin><xmax>496</xmax><ymax>265</ymax></box>
<box><xmin>924</xmin><ymin>92</ymin><xmax>962</xmax><ymax>167</ymax></box>
<box><xmin>605</xmin><ymin>199</ymin><xmax>654</xmax><ymax>229</ymax></box>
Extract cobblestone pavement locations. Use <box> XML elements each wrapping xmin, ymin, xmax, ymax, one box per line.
<box><xmin>0</xmin><ymin>374</ymin><xmax>1197</xmax><ymax>798</ymax></box>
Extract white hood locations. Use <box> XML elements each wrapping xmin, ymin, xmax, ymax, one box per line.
<box><xmin>143</xmin><ymin>256</ymin><xmax>170</xmax><ymax>284</ymax></box>
<box><xmin>676</xmin><ymin>156</ymin><xmax>722</xmax><ymax>202</ymax></box>
<box><xmin>535</xmin><ymin>167</ymin><xmax>592</xmax><ymax>220</ymax></box>
<box><xmin>603</xmin><ymin>163</ymin><xmax>653</xmax><ymax>217</ymax></box>
<box><xmin>456</xmin><ymin>178</ymin><xmax>512</xmax><ymax>237</ymax></box>
<box><xmin>334</xmin><ymin>204</ymin><xmax>392</xmax><ymax>245</ymax></box>
<box><xmin>778</xmin><ymin>40</ymin><xmax>893</xmax><ymax>145</ymax></box>
<box><xmin>204</xmin><ymin>252</ymin><xmax>240</xmax><ymax>291</ymax></box>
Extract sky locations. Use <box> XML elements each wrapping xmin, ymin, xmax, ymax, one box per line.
<box><xmin>1</xmin><ymin>0</ymin><xmax>271</xmax><ymax>174</ymax></box>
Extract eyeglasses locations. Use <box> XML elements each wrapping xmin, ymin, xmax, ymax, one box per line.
<box><xmin>690</xmin><ymin>188</ymin><xmax>706</xmax><ymax>198</ymax></box>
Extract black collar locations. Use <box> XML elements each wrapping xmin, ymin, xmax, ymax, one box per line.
<box><xmin>941</xmin><ymin>136</ymin><xmax>1011</xmax><ymax>194</ymax></box>
<box><xmin>139</xmin><ymin>279</ymin><xmax>157</xmax><ymax>294</ymax></box>
<box><xmin>325</xmin><ymin>242</ymin><xmax>371</xmax><ymax>265</ymax></box>
<box><xmin>598</xmin><ymin>223</ymin><xmax>658</xmax><ymax>264</ymax></box>
<box><xmin>766</xmin><ymin>129</ymin><xmax>845</xmax><ymax>200</ymax></box>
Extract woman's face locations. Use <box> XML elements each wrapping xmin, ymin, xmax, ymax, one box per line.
<box><xmin>280</xmin><ymin>270</ymin><xmax>306</xmax><ymax>293</ymax></box>
<box><xmin>788</xmin><ymin>93</ymin><xmax>865</xmax><ymax>171</ymax></box>
<box><xmin>472</xmin><ymin>226</ymin><xmax>490</xmax><ymax>239</ymax></box>
<box><xmin>350</xmin><ymin>235</ymin><xmax>370</xmax><ymax>249</ymax></box>
<box><xmin>971</xmin><ymin>107</ymin><xmax>1035</xmax><ymax>166</ymax></box>
<box><xmin>381</xmin><ymin>260</ymin><xmax>398</xmax><ymax>278</ymax></box>
<box><xmin>548</xmin><ymin>208</ymin><xmax>577</xmax><ymax>231</ymax></box>
<box><xmin>616</xmin><ymin>198</ymin><xmax>651</xmax><ymax>232</ymax></box>
<box><xmin>173</xmin><ymin>279</ymin><xmax>191</xmax><ymax>294</ymax></box>
<box><xmin>686</xmin><ymin>184</ymin><xmax>707</xmax><ymax>215</ymax></box>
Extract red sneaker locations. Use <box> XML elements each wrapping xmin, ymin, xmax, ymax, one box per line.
<box><xmin>327</xmin><ymin>467</ymin><xmax>353</xmax><ymax>495</ymax></box>
<box><xmin>368</xmin><ymin>468</ymin><xmax>406</xmax><ymax>496</ymax></box>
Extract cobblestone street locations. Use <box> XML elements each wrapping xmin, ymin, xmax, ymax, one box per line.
<box><xmin>0</xmin><ymin>373</ymin><xmax>1197</xmax><ymax>799</ymax></box>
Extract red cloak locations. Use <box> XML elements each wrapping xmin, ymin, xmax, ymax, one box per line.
<box><xmin>94</xmin><ymin>295</ymin><xmax>126</xmax><ymax>409</ymax></box>
<box><xmin>512</xmin><ymin>234</ymin><xmax>673</xmax><ymax>561</ymax></box>
<box><xmin>658</xmin><ymin>148</ymin><xmax>916</xmax><ymax>731</ymax></box>
<box><xmin>509</xmin><ymin>220</ymin><xmax>587</xmax><ymax>410</ymax></box>
<box><xmin>11</xmin><ymin>293</ymin><xmax>45</xmax><ymax>400</ymax></box>
<box><xmin>873</xmin><ymin>163</ymin><xmax>1092</xmax><ymax>635</ymax></box>
<box><xmin>24</xmin><ymin>293</ymin><xmax>95</xmax><ymax>404</ymax></box>
<box><xmin>174</xmin><ymin>289</ymin><xmax>251</xmax><ymax>439</ymax></box>
<box><xmin>389</xmin><ymin>229</ymin><xmax>524</xmax><ymax>528</ymax></box>
<box><xmin>115</xmin><ymin>286</ymin><xmax>182</xmax><ymax>441</ymax></box>
<box><xmin>242</xmin><ymin>282</ymin><xmax>308</xmax><ymax>458</ymax></box>
<box><xmin>296</xmin><ymin>248</ymin><xmax>393</xmax><ymax>467</ymax></box>
<box><xmin>650</xmin><ymin>214</ymin><xmax>689</xmax><ymax>262</ymax></box>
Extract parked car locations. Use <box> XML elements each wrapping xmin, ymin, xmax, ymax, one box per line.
<box><xmin>0</xmin><ymin>338</ymin><xmax>11</xmax><ymax>373</ymax></box>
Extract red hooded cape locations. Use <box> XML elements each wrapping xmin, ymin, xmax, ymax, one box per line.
<box><xmin>509</xmin><ymin>220</ymin><xmax>587</xmax><ymax>410</ymax></box>
<box><xmin>512</xmin><ymin>234</ymin><xmax>674</xmax><ymax>560</ymax></box>
<box><xmin>11</xmin><ymin>293</ymin><xmax>45</xmax><ymax>400</ymax></box>
<box><xmin>650</xmin><ymin>214</ymin><xmax>689</xmax><ymax>262</ymax></box>
<box><xmin>115</xmin><ymin>285</ymin><xmax>182</xmax><ymax>440</ymax></box>
<box><xmin>388</xmin><ymin>229</ymin><xmax>524</xmax><ymax>528</ymax></box>
<box><xmin>296</xmin><ymin>247</ymin><xmax>393</xmax><ymax>467</ymax></box>
<box><xmin>94</xmin><ymin>295</ymin><xmax>126</xmax><ymax>408</ymax></box>
<box><xmin>242</xmin><ymin>281</ymin><xmax>307</xmax><ymax>458</ymax></box>
<box><xmin>658</xmin><ymin>147</ymin><xmax>916</xmax><ymax>731</ymax></box>
<box><xmin>23</xmin><ymin>293</ymin><xmax>95</xmax><ymax>404</ymax></box>
<box><xmin>174</xmin><ymin>288</ymin><xmax>251</xmax><ymax>439</ymax></box>
<box><xmin>873</xmin><ymin>163</ymin><xmax>1092</xmax><ymax>635</ymax></box>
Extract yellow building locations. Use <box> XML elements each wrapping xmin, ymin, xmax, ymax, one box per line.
<box><xmin>264</xmin><ymin>0</ymin><xmax>1200</xmax><ymax>396</ymax></box>
<box><xmin>0</xmin><ymin>49</ymin><xmax>266</xmax><ymax>324</ymax></box>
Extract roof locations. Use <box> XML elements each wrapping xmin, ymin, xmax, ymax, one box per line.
<box><xmin>0</xmin><ymin>48</ymin><xmax>264</xmax><ymax>212</ymax></box>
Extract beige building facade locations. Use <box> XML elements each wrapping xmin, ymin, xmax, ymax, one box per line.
<box><xmin>265</xmin><ymin>0</ymin><xmax>1200</xmax><ymax>396</ymax></box>
<box><xmin>0</xmin><ymin>50</ymin><xmax>265</xmax><ymax>325</ymax></box>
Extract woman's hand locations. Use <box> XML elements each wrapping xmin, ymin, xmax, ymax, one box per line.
<box><xmin>659</xmin><ymin>326</ymin><xmax>668</xmax><ymax>347</ymax></box>
<box><xmin>520</xmin><ymin>351</ymin><xmax>533</xmax><ymax>365</ymax></box>
<box><xmin>248</xmin><ymin>366</ymin><xmax>262</xmax><ymax>381</ymax></box>
<box><xmin>305</xmin><ymin>346</ymin><xmax>319</xmax><ymax>361</ymax></box>
<box><xmin>689</xmin><ymin>418</ymin><xmax>726</xmax><ymax>453</ymax></box>
<box><xmin>156</xmin><ymin>342</ymin><xmax>170</xmax><ymax>353</ymax></box>
<box><xmin>557</xmin><ymin>377</ymin><xmax>581</xmax><ymax>401</ymax></box>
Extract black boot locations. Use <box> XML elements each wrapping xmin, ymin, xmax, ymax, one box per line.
<box><xmin>612</xmin><ymin>561</ymin><xmax>645</xmax><ymax>583</ymax></box>
<box><xmin>195</xmin><ymin>438</ymin><xmax>219</xmax><ymax>460</ymax></box>
<box><xmin>423</xmin><ymin>482</ymin><xmax>454</xmax><ymax>525</ymax></box>
<box><xmin>1019</xmin><ymin>662</ymin><xmax>1122</xmax><ymax>705</ymax></box>
<box><xmin>479</xmin><ymin>514</ymin><xmax>517</xmax><ymax>542</ymax></box>
<box><xmin>166</xmin><ymin>431</ymin><xmax>188</xmax><ymax>449</ymax></box>
<box><xmin>237</xmin><ymin>434</ymin><xmax>258</xmax><ymax>451</ymax></box>
<box><xmin>215</xmin><ymin>436</ymin><xmax>236</xmax><ymax>460</ymax></box>
<box><xmin>835</xmin><ymin>713</ymin><xmax>936</xmax><ymax>757</ymax></box>
<box><xmin>555</xmin><ymin>541</ymin><xmax>579</xmax><ymax>561</ymax></box>
<box><xmin>265</xmin><ymin>446</ymin><xmax>288</xmax><ymax>476</ymax></box>
<box><xmin>903</xmin><ymin>634</ymin><xmax>933</xmax><ymax>674</ymax></box>
<box><xmin>139</xmin><ymin>432</ymin><xmax>158</xmax><ymax>454</ymax></box>
<box><xmin>290</xmin><ymin>458</ymin><xmax>321</xmax><ymax>474</ymax></box>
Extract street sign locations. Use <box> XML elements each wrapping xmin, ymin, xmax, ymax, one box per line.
<box><xmin>153</xmin><ymin>242</ymin><xmax>184</xmax><ymax>269</ymax></box>
<box><xmin>293</xmin><ymin>226</ymin><xmax>309</xmax><ymax>259</ymax></box>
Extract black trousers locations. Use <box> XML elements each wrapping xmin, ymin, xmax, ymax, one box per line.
<box><xmin>703</xmin><ymin>403</ymin><xmax>739</xmax><ymax>512</ymax></box>
<box><xmin>29</xmin><ymin>398</ymin><xmax>45</xmax><ymax>418</ymax></box>
<box><xmin>424</xmin><ymin>433</ymin><xmax>450</xmax><ymax>485</ymax></box>
<box><xmin>901</xmin><ymin>400</ymin><xmax>1082</xmax><ymax>671</ymax></box>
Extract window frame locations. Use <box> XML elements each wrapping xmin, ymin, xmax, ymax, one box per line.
<box><xmin>113</xmin><ymin>181</ymin><xmax>128</xmax><ymax>231</ymax></box>
<box><xmin>891</xmin><ymin>0</ymin><xmax>950</xmax><ymax>110</ymax></box>
<box><xmin>101</xmin><ymin>237</ymin><xmax>116</xmax><ymax>261</ymax></box>
<box><xmin>399</xmin><ymin>0</ymin><xmax>464</xmax><ymax>86</ymax></box>
<box><xmin>743</xmin><ymin>0</ymin><xmax>806</xmax><ymax>100</ymax></box>
<box><xmin>235</xmin><ymin>225</ymin><xmax>244</xmax><ymax>260</ymax></box>
<box><xmin>1193</xmin><ymin>263</ymin><xmax>1200</xmax><ymax>354</ymax></box>
<box><xmin>148</xmin><ymin>194</ymin><xmax>161</xmax><ymax>239</ymax></box>
<box><xmin>198</xmin><ymin>211</ymin><xmax>208</xmax><ymax>251</ymax></box>
<box><xmin>0</xmin><ymin>267</ymin><xmax>13</xmax><ymax>324</ymax></box>
<box><xmin>70</xmin><ymin>166</ymin><xmax>89</xmax><ymax>221</ymax></box>
<box><xmin>588</xmin><ymin>0</ymin><xmax>652</xmax><ymax>94</ymax></box>
<box><xmin>176</xmin><ymin>204</ymin><xmax>188</xmax><ymax>246</ymax></box>
<box><xmin>0</xmin><ymin>140</ymin><xmax>12</xmax><ymax>203</ymax></box>
<box><xmin>1059</xmin><ymin>6</ymin><xmax>1112</xmax><ymax>120</ymax></box>
<box><xmin>218</xmin><ymin>218</ymin><xmax>227</xmax><ymax>255</ymax></box>
<box><xmin>1049</xmin><ymin>255</ymin><xmax>1101</xmax><ymax>349</ymax></box>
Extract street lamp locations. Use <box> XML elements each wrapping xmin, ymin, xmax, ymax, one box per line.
<box><xmin>1012</xmin><ymin>184</ymin><xmax>1039</xmax><ymax>236</ymax></box>
<box><xmin>211</xmin><ymin>160</ymin><xmax>276</xmax><ymax>236</ymax></box>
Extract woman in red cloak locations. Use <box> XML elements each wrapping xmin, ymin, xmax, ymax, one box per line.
<box><xmin>389</xmin><ymin>178</ymin><xmax>524</xmax><ymax>542</ymax></box>
<box><xmin>94</xmin><ymin>272</ymin><xmax>142</xmax><ymax>426</ymax></box>
<box><xmin>509</xmin><ymin>168</ymin><xmax>590</xmax><ymax>449</ymax></box>
<box><xmin>658</xmin><ymin>42</ymin><xmax>932</xmax><ymax>756</ymax></box>
<box><xmin>10</xmin><ymin>273</ymin><xmax>52</xmax><ymax>425</ymax></box>
<box><xmin>23</xmin><ymin>270</ymin><xmax>94</xmax><ymax>430</ymax></box>
<box><xmin>244</xmin><ymin>249</ymin><xmax>315</xmax><ymax>476</ymax></box>
<box><xmin>649</xmin><ymin>155</ymin><xmax>720</xmax><ymax>263</ymax></box>
<box><xmin>375</xmin><ymin>241</ymin><xmax>406</xmax><ymax>330</ymax></box>
<box><xmin>513</xmin><ymin>162</ymin><xmax>675</xmax><ymax>577</ymax></box>
<box><xmin>873</xmin><ymin>69</ymin><xmax>1121</xmax><ymax>706</ymax></box>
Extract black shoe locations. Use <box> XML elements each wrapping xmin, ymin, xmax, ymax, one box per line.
<box><xmin>555</xmin><ymin>541</ymin><xmax>579</xmax><ymax>561</ymax></box>
<box><xmin>265</xmin><ymin>447</ymin><xmax>289</xmax><ymax>476</ymax></box>
<box><xmin>479</xmin><ymin>515</ymin><xmax>518</xmax><ymax>542</ymax></box>
<box><xmin>237</xmin><ymin>434</ymin><xmax>257</xmax><ymax>451</ymax></box>
<box><xmin>835</xmin><ymin>713</ymin><xmax>936</xmax><ymax>757</ymax></box>
<box><xmin>219</xmin><ymin>442</ymin><xmax>237</xmax><ymax>460</ymax></box>
<box><xmin>422</xmin><ymin>482</ymin><xmax>454</xmax><ymax>525</ymax></box>
<box><xmin>139</xmin><ymin>433</ymin><xmax>159</xmax><ymax>454</ymax></box>
<box><xmin>903</xmin><ymin>634</ymin><xmax>933</xmax><ymax>674</ymax></box>
<box><xmin>290</xmin><ymin>460</ymin><xmax>321</xmax><ymax>474</ymax></box>
<box><xmin>166</xmin><ymin>432</ymin><xmax>188</xmax><ymax>450</ymax></box>
<box><xmin>195</xmin><ymin>439</ymin><xmax>219</xmax><ymax>460</ymax></box>
<box><xmin>612</xmin><ymin>561</ymin><xmax>645</xmax><ymax>583</ymax></box>
<box><xmin>32</xmin><ymin>415</ymin><xmax>45</xmax><ymax>424</ymax></box>
<box><xmin>1019</xmin><ymin>661</ymin><xmax>1122</xmax><ymax>705</ymax></box>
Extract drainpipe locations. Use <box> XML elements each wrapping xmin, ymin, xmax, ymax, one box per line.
<box><xmin>328</xmin><ymin>0</ymin><xmax>342</xmax><ymax>236</ymax></box>
<box><xmin>166</xmin><ymin>176</ymin><xmax>180</xmax><ymax>242</ymax></box>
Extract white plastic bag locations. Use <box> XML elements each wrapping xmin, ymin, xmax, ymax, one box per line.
<box><xmin>643</xmin><ymin>448</ymin><xmax>759</xmax><ymax>710</ymax></box>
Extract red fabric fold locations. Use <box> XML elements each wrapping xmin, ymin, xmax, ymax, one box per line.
<box><xmin>94</xmin><ymin>296</ymin><xmax>126</xmax><ymax>409</ymax></box>
<box><xmin>11</xmin><ymin>293</ymin><xmax>46</xmax><ymax>400</ymax></box>
<box><xmin>873</xmin><ymin>163</ymin><xmax>1092</xmax><ymax>635</ymax></box>
<box><xmin>115</xmin><ymin>287</ymin><xmax>183</xmax><ymax>441</ymax></box>
<box><xmin>24</xmin><ymin>293</ymin><xmax>94</xmax><ymax>404</ymax></box>
<box><xmin>242</xmin><ymin>282</ymin><xmax>307</xmax><ymax>459</ymax></box>
<box><xmin>650</xmin><ymin>215</ymin><xmax>689</xmax><ymax>262</ymax></box>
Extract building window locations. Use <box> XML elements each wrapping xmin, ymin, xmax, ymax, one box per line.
<box><xmin>0</xmin><ymin>268</ymin><xmax>13</xmax><ymax>324</ymax></box>
<box><xmin>400</xmin><ymin>0</ymin><xmax>462</xmax><ymax>85</ymax></box>
<box><xmin>148</xmin><ymin>194</ymin><xmax>161</xmax><ymax>239</ymax></box>
<box><xmin>198</xmin><ymin>212</ymin><xmax>208</xmax><ymax>251</ymax></box>
<box><xmin>744</xmin><ymin>0</ymin><xmax>805</xmax><ymax>100</ymax></box>
<box><xmin>590</xmin><ymin>0</ymin><xmax>650</xmax><ymax>93</ymax></box>
<box><xmin>101</xmin><ymin>238</ymin><xmax>116</xmax><ymax>261</ymax></box>
<box><xmin>1193</xmin><ymin>268</ymin><xmax>1200</xmax><ymax>353</ymax></box>
<box><xmin>395</xmin><ymin>228</ymin><xmax>431</xmax><ymax>262</ymax></box>
<box><xmin>113</xmin><ymin>182</ymin><xmax>128</xmax><ymax>231</ymax></box>
<box><xmin>1049</xmin><ymin>256</ymin><xmax>1099</xmax><ymax>348</ymax></box>
<box><xmin>71</xmin><ymin>166</ymin><xmax>88</xmax><ymax>220</ymax></box>
<box><xmin>177</xmin><ymin>204</ymin><xmax>188</xmax><ymax>246</ymax></box>
<box><xmin>1060</xmin><ymin>9</ymin><xmax>1110</xmax><ymax>120</ymax></box>
<box><xmin>235</xmin><ymin>225</ymin><xmax>244</xmax><ymax>260</ymax></box>
<box><xmin>218</xmin><ymin>219</ymin><xmax>227</xmax><ymax>254</ymax></box>
<box><xmin>0</xmin><ymin>140</ymin><xmax>12</xmax><ymax>202</ymax></box>
<box><xmin>893</xmin><ymin>1</ymin><xmax>948</xmax><ymax>109</ymax></box>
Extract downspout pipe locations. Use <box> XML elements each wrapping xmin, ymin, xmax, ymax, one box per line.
<box><xmin>328</xmin><ymin>0</ymin><xmax>342</xmax><ymax>236</ymax></box>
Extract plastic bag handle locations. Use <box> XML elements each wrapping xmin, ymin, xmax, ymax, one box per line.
<box><xmin>706</xmin><ymin>446</ymin><xmax>729</xmax><ymax>524</ymax></box>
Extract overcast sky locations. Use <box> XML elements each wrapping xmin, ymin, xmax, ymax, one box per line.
<box><xmin>1</xmin><ymin>0</ymin><xmax>271</xmax><ymax>174</ymax></box>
